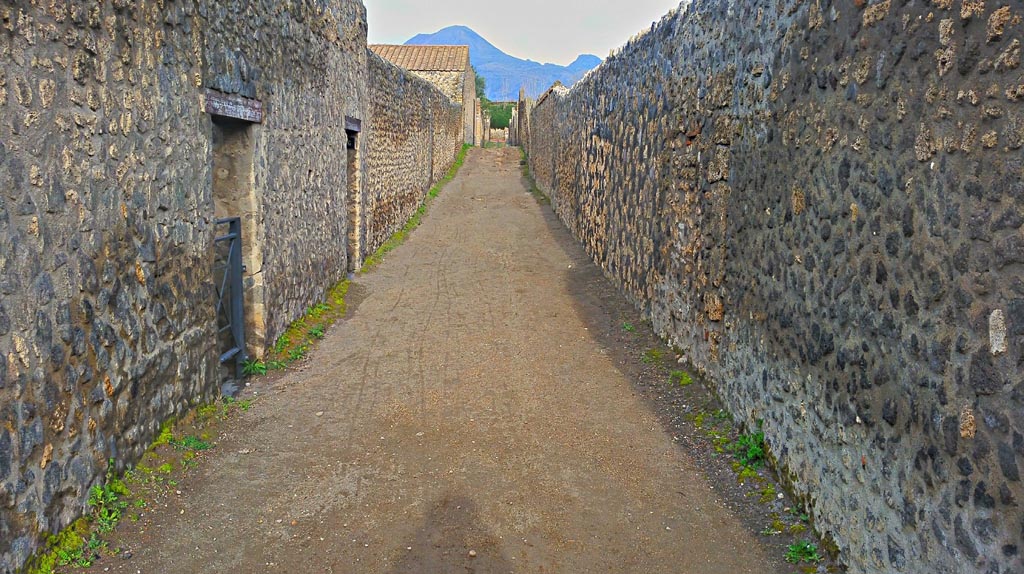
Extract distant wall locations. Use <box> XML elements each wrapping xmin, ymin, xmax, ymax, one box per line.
<box><xmin>524</xmin><ymin>1</ymin><xmax>1024</xmax><ymax>573</ymax></box>
<box><xmin>365</xmin><ymin>53</ymin><xmax>462</xmax><ymax>257</ymax></box>
<box><xmin>412</xmin><ymin>70</ymin><xmax>465</xmax><ymax>103</ymax></box>
<box><xmin>464</xmin><ymin>66</ymin><xmax>477</xmax><ymax>144</ymax></box>
<box><xmin>410</xmin><ymin>67</ymin><xmax>475</xmax><ymax>145</ymax></box>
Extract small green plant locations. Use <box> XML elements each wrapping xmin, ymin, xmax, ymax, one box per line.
<box><xmin>288</xmin><ymin>346</ymin><xmax>307</xmax><ymax>361</ymax></box>
<box><xmin>242</xmin><ymin>359</ymin><xmax>268</xmax><ymax>376</ymax></box>
<box><xmin>239</xmin><ymin>399</ymin><xmax>253</xmax><ymax>411</ymax></box>
<box><xmin>156</xmin><ymin>463</ymin><xmax>173</xmax><ymax>474</ymax></box>
<box><xmin>669</xmin><ymin>370</ymin><xmax>693</xmax><ymax>386</ymax></box>
<box><xmin>757</xmin><ymin>484</ymin><xmax>777</xmax><ymax>503</ymax></box>
<box><xmin>622</xmin><ymin>322</ymin><xmax>636</xmax><ymax>333</ymax></box>
<box><xmin>733</xmin><ymin>429</ymin><xmax>766</xmax><ymax>468</ymax></box>
<box><xmin>309</xmin><ymin>325</ymin><xmax>326</xmax><ymax>339</ymax></box>
<box><xmin>53</xmin><ymin>531</ymin><xmax>85</xmax><ymax>568</ymax></box>
<box><xmin>168</xmin><ymin>435</ymin><xmax>212</xmax><ymax>451</ymax></box>
<box><xmin>268</xmin><ymin>360</ymin><xmax>287</xmax><ymax>370</ymax></box>
<box><xmin>88</xmin><ymin>460</ymin><xmax>130</xmax><ymax>533</ymax></box>
<box><xmin>736</xmin><ymin>465</ymin><xmax>760</xmax><ymax>484</ymax></box>
<box><xmin>151</xmin><ymin>420</ymin><xmax>175</xmax><ymax>447</ymax></box>
<box><xmin>785</xmin><ymin>540</ymin><xmax>823</xmax><ymax>564</ymax></box>
<box><xmin>308</xmin><ymin>303</ymin><xmax>331</xmax><ymax>318</ymax></box>
<box><xmin>641</xmin><ymin>348</ymin><xmax>663</xmax><ymax>364</ymax></box>
<box><xmin>28</xmin><ymin>518</ymin><xmax>91</xmax><ymax>574</ymax></box>
<box><xmin>273</xmin><ymin>334</ymin><xmax>291</xmax><ymax>355</ymax></box>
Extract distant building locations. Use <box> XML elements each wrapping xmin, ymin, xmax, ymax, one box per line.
<box><xmin>369</xmin><ymin>45</ymin><xmax>477</xmax><ymax>144</ymax></box>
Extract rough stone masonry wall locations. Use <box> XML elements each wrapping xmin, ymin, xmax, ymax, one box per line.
<box><xmin>365</xmin><ymin>52</ymin><xmax>462</xmax><ymax>258</ymax></box>
<box><xmin>0</xmin><ymin>1</ymin><xmax>370</xmax><ymax>570</ymax></box>
<box><xmin>203</xmin><ymin>0</ymin><xmax>369</xmax><ymax>350</ymax></box>
<box><xmin>525</xmin><ymin>1</ymin><xmax>1024</xmax><ymax>573</ymax></box>
<box><xmin>412</xmin><ymin>70</ymin><xmax>464</xmax><ymax>104</ymax></box>
<box><xmin>412</xmin><ymin>67</ymin><xmax>474</xmax><ymax>149</ymax></box>
<box><xmin>464</xmin><ymin>65</ymin><xmax>476</xmax><ymax>144</ymax></box>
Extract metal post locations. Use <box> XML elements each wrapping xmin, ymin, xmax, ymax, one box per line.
<box><xmin>228</xmin><ymin>217</ymin><xmax>247</xmax><ymax>379</ymax></box>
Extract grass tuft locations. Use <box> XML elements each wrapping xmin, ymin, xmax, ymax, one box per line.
<box><xmin>785</xmin><ymin>540</ymin><xmax>822</xmax><ymax>564</ymax></box>
<box><xmin>669</xmin><ymin>370</ymin><xmax>693</xmax><ymax>386</ymax></box>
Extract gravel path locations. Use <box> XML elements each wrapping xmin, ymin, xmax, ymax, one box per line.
<box><xmin>99</xmin><ymin>147</ymin><xmax>776</xmax><ymax>573</ymax></box>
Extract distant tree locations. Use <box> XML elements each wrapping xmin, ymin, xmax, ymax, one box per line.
<box><xmin>473</xmin><ymin>66</ymin><xmax>487</xmax><ymax>101</ymax></box>
<box><xmin>487</xmin><ymin>102</ymin><xmax>512</xmax><ymax>129</ymax></box>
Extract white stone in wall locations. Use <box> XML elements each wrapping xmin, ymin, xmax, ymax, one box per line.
<box><xmin>990</xmin><ymin>309</ymin><xmax>1007</xmax><ymax>355</ymax></box>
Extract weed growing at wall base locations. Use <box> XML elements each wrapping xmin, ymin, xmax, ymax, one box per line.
<box><xmin>732</xmin><ymin>428</ymin><xmax>766</xmax><ymax>468</ymax></box>
<box><xmin>518</xmin><ymin>148</ymin><xmax>550</xmax><ymax>205</ymax></box>
<box><xmin>263</xmin><ymin>279</ymin><xmax>350</xmax><ymax>370</ymax></box>
<box><xmin>785</xmin><ymin>540</ymin><xmax>822</xmax><ymax>564</ymax></box>
<box><xmin>669</xmin><ymin>370</ymin><xmax>693</xmax><ymax>386</ymax></box>
<box><xmin>27</xmin><ymin>460</ymin><xmax>131</xmax><ymax>573</ymax></box>
<box><xmin>362</xmin><ymin>144</ymin><xmax>471</xmax><ymax>271</ymax></box>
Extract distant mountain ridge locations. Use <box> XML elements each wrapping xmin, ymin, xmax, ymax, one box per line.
<box><xmin>405</xmin><ymin>25</ymin><xmax>601</xmax><ymax>101</ymax></box>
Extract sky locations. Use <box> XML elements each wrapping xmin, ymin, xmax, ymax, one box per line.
<box><xmin>365</xmin><ymin>0</ymin><xmax>684</xmax><ymax>66</ymax></box>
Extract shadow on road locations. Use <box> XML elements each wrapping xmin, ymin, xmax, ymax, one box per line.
<box><xmin>387</xmin><ymin>493</ymin><xmax>514</xmax><ymax>574</ymax></box>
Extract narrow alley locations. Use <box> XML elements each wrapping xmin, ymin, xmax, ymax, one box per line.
<box><xmin>95</xmin><ymin>148</ymin><xmax>776</xmax><ymax>573</ymax></box>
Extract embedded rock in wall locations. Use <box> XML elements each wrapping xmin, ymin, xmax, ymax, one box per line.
<box><xmin>523</xmin><ymin>1</ymin><xmax>1024</xmax><ymax>573</ymax></box>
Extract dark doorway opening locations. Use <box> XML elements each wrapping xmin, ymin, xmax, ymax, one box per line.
<box><xmin>211</xmin><ymin>115</ymin><xmax>264</xmax><ymax>381</ymax></box>
<box><xmin>345</xmin><ymin>125</ymin><xmax>362</xmax><ymax>274</ymax></box>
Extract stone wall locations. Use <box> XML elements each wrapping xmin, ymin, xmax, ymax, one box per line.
<box><xmin>0</xmin><ymin>3</ymin><xmax>215</xmax><ymax>568</ymax></box>
<box><xmin>204</xmin><ymin>0</ymin><xmax>369</xmax><ymax>354</ymax></box>
<box><xmin>406</xmin><ymin>68</ymin><xmax>476</xmax><ymax>146</ymax></box>
<box><xmin>365</xmin><ymin>53</ymin><xmax>462</xmax><ymax>257</ymax></box>
<box><xmin>412</xmin><ymin>70</ymin><xmax>465</xmax><ymax>103</ymax></box>
<box><xmin>464</xmin><ymin>65</ymin><xmax>477</xmax><ymax>144</ymax></box>
<box><xmin>523</xmin><ymin>1</ymin><xmax>1024</xmax><ymax>573</ymax></box>
<box><xmin>482</xmin><ymin>110</ymin><xmax>492</xmax><ymax>144</ymax></box>
<box><xmin>0</xmin><ymin>1</ymin><xmax>460</xmax><ymax>570</ymax></box>
<box><xmin>511</xmin><ymin>87</ymin><xmax>532</xmax><ymax>148</ymax></box>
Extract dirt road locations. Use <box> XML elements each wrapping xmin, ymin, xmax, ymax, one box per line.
<box><xmin>101</xmin><ymin>148</ymin><xmax>777</xmax><ymax>573</ymax></box>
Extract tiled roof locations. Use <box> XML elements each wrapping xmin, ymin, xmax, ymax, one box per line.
<box><xmin>369</xmin><ymin>45</ymin><xmax>470</xmax><ymax>72</ymax></box>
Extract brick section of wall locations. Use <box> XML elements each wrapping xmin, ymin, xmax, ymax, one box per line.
<box><xmin>365</xmin><ymin>53</ymin><xmax>462</xmax><ymax>258</ymax></box>
<box><xmin>524</xmin><ymin>2</ymin><xmax>1024</xmax><ymax>573</ymax></box>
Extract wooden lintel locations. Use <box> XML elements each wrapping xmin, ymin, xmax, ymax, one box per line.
<box><xmin>205</xmin><ymin>89</ymin><xmax>263</xmax><ymax>123</ymax></box>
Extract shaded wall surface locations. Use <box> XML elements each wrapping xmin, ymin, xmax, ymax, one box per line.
<box><xmin>365</xmin><ymin>53</ymin><xmax>462</xmax><ymax>258</ymax></box>
<box><xmin>523</xmin><ymin>1</ymin><xmax>1024</xmax><ymax>573</ymax></box>
<box><xmin>0</xmin><ymin>1</ymin><xmax>461</xmax><ymax>571</ymax></box>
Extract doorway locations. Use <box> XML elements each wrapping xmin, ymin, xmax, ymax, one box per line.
<box><xmin>345</xmin><ymin>126</ymin><xmax>362</xmax><ymax>273</ymax></box>
<box><xmin>211</xmin><ymin>116</ymin><xmax>266</xmax><ymax>360</ymax></box>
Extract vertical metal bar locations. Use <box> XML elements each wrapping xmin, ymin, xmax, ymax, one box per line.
<box><xmin>229</xmin><ymin>218</ymin><xmax>247</xmax><ymax>378</ymax></box>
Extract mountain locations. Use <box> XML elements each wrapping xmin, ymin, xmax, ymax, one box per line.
<box><xmin>404</xmin><ymin>25</ymin><xmax>601</xmax><ymax>101</ymax></box>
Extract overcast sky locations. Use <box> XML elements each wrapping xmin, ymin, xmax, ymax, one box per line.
<box><xmin>365</xmin><ymin>0</ymin><xmax>684</xmax><ymax>66</ymax></box>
